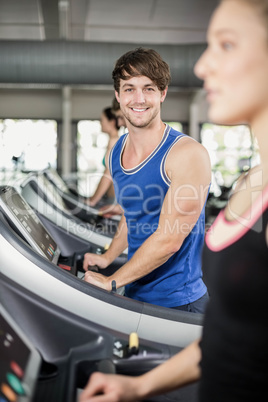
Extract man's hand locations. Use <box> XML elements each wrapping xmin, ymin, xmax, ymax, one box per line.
<box><xmin>83</xmin><ymin>253</ymin><xmax>109</xmax><ymax>271</ymax></box>
<box><xmin>84</xmin><ymin>270</ymin><xmax>111</xmax><ymax>291</ymax></box>
<box><xmin>83</xmin><ymin>253</ymin><xmax>111</xmax><ymax>290</ymax></box>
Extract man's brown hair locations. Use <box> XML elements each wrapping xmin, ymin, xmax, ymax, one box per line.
<box><xmin>112</xmin><ymin>47</ymin><xmax>171</xmax><ymax>93</ymax></box>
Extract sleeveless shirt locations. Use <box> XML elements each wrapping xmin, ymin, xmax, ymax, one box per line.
<box><xmin>199</xmin><ymin>186</ymin><xmax>268</xmax><ymax>401</ymax></box>
<box><xmin>109</xmin><ymin>124</ymin><xmax>207</xmax><ymax>307</ymax></box>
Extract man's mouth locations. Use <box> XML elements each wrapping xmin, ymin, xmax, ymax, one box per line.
<box><xmin>131</xmin><ymin>108</ymin><xmax>148</xmax><ymax>112</ymax></box>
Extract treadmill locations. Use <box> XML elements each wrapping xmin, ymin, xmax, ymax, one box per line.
<box><xmin>22</xmin><ymin>169</ymin><xmax>119</xmax><ymax>234</ymax></box>
<box><xmin>0</xmin><ymin>185</ymin><xmax>124</xmax><ymax>278</ymax></box>
<box><xmin>0</xmin><ymin>185</ymin><xmax>203</xmax><ymax>349</ymax></box>
<box><xmin>0</xmin><ymin>305</ymin><xmax>41</xmax><ymax>402</ymax></box>
<box><xmin>0</xmin><ymin>283</ymin><xmax>199</xmax><ymax>402</ymax></box>
<box><xmin>43</xmin><ymin>167</ymin><xmax>121</xmax><ymax>225</ymax></box>
<box><xmin>20</xmin><ymin>172</ymin><xmax>124</xmax><ymax>254</ymax></box>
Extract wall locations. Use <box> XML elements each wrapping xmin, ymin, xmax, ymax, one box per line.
<box><xmin>0</xmin><ymin>86</ymin><xmax>208</xmax><ymax>122</ymax></box>
<box><xmin>0</xmin><ymin>86</ymin><xmax>209</xmax><ymax>174</ymax></box>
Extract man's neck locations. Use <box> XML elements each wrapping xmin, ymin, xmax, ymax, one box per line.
<box><xmin>122</xmin><ymin>121</ymin><xmax>166</xmax><ymax>169</ymax></box>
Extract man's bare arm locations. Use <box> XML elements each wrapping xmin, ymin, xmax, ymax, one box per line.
<box><xmin>84</xmin><ymin>138</ymin><xmax>211</xmax><ymax>290</ymax></box>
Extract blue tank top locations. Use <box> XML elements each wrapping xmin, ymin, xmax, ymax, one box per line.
<box><xmin>109</xmin><ymin>124</ymin><xmax>207</xmax><ymax>307</ymax></box>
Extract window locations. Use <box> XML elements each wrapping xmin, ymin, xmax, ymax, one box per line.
<box><xmin>76</xmin><ymin>120</ymin><xmax>183</xmax><ymax>196</ymax></box>
<box><xmin>167</xmin><ymin>122</ymin><xmax>183</xmax><ymax>132</ymax></box>
<box><xmin>201</xmin><ymin>123</ymin><xmax>260</xmax><ymax>196</ymax></box>
<box><xmin>0</xmin><ymin>119</ymin><xmax>57</xmax><ymax>184</ymax></box>
<box><xmin>77</xmin><ymin>120</ymin><xmax>108</xmax><ymax>174</ymax></box>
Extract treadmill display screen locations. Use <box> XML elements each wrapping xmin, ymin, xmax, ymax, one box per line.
<box><xmin>0</xmin><ymin>307</ymin><xmax>41</xmax><ymax>401</ymax></box>
<box><xmin>0</xmin><ymin>186</ymin><xmax>59</xmax><ymax>263</ymax></box>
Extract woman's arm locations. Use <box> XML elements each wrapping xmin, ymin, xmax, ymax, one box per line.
<box><xmin>87</xmin><ymin>167</ymin><xmax>113</xmax><ymax>207</ymax></box>
<box><xmin>79</xmin><ymin>339</ymin><xmax>202</xmax><ymax>402</ymax></box>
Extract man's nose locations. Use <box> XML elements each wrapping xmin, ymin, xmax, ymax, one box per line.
<box><xmin>134</xmin><ymin>89</ymin><xmax>145</xmax><ymax>103</ymax></box>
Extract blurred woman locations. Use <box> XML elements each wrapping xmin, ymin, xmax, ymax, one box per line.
<box><xmin>87</xmin><ymin>107</ymin><xmax>119</xmax><ymax>207</ymax></box>
<box><xmin>80</xmin><ymin>1</ymin><xmax>268</xmax><ymax>400</ymax></box>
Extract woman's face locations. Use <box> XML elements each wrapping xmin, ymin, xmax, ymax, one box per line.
<box><xmin>100</xmin><ymin>113</ymin><xmax>113</xmax><ymax>134</ymax></box>
<box><xmin>194</xmin><ymin>0</ymin><xmax>268</xmax><ymax>126</ymax></box>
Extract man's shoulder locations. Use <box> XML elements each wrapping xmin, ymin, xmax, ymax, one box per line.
<box><xmin>167</xmin><ymin>125</ymin><xmax>185</xmax><ymax>139</ymax></box>
<box><xmin>170</xmin><ymin>135</ymin><xmax>207</xmax><ymax>157</ymax></box>
<box><xmin>112</xmin><ymin>132</ymin><xmax>128</xmax><ymax>151</ymax></box>
<box><xmin>165</xmin><ymin>127</ymin><xmax>209</xmax><ymax>164</ymax></box>
<box><xmin>166</xmin><ymin>126</ymin><xmax>198</xmax><ymax>151</ymax></box>
<box><xmin>166</xmin><ymin>126</ymin><xmax>196</xmax><ymax>150</ymax></box>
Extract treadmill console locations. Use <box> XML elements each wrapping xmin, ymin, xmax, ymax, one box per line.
<box><xmin>0</xmin><ymin>186</ymin><xmax>61</xmax><ymax>264</ymax></box>
<box><xmin>0</xmin><ymin>306</ymin><xmax>41</xmax><ymax>402</ymax></box>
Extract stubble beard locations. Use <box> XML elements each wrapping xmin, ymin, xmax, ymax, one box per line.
<box><xmin>123</xmin><ymin>107</ymin><xmax>159</xmax><ymax>129</ymax></box>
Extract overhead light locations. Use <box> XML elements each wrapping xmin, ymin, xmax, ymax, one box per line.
<box><xmin>58</xmin><ymin>0</ymin><xmax>69</xmax><ymax>39</ymax></box>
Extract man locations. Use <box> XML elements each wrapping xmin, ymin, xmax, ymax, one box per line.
<box><xmin>83</xmin><ymin>47</ymin><xmax>211</xmax><ymax>312</ymax></box>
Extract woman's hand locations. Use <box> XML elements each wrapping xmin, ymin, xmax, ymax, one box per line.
<box><xmin>79</xmin><ymin>372</ymin><xmax>142</xmax><ymax>402</ymax></box>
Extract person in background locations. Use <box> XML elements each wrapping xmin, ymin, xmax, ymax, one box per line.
<box><xmin>111</xmin><ymin>96</ymin><xmax>126</xmax><ymax>131</ymax></box>
<box><xmin>80</xmin><ymin>0</ymin><xmax>268</xmax><ymax>400</ymax></box>
<box><xmin>97</xmin><ymin>98</ymin><xmax>125</xmax><ymax>217</ymax></box>
<box><xmin>83</xmin><ymin>47</ymin><xmax>211</xmax><ymax>312</ymax></box>
<box><xmin>86</xmin><ymin>107</ymin><xmax>119</xmax><ymax>207</ymax></box>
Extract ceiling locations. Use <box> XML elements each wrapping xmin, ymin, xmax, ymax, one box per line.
<box><xmin>0</xmin><ymin>0</ymin><xmax>216</xmax><ymax>45</ymax></box>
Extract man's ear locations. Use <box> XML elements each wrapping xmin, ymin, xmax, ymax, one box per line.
<box><xmin>160</xmin><ymin>87</ymin><xmax>168</xmax><ymax>103</ymax></box>
<box><xmin>115</xmin><ymin>91</ymin><xmax>120</xmax><ymax>103</ymax></box>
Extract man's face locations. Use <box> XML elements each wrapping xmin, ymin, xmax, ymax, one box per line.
<box><xmin>115</xmin><ymin>75</ymin><xmax>167</xmax><ymax>129</ymax></box>
<box><xmin>114</xmin><ymin>109</ymin><xmax>126</xmax><ymax>128</ymax></box>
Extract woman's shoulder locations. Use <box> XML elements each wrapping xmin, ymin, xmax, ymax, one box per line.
<box><xmin>108</xmin><ymin>132</ymin><xmax>126</xmax><ymax>150</ymax></box>
<box><xmin>225</xmin><ymin>164</ymin><xmax>268</xmax><ymax>221</ymax></box>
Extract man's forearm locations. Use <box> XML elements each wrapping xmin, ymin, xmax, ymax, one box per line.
<box><xmin>104</xmin><ymin>214</ymin><xmax>128</xmax><ymax>264</ymax></box>
<box><xmin>109</xmin><ymin>228</ymin><xmax>181</xmax><ymax>288</ymax></box>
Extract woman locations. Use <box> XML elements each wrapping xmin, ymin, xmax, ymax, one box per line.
<box><xmin>97</xmin><ymin>99</ymin><xmax>125</xmax><ymax>217</ymax></box>
<box><xmin>80</xmin><ymin>0</ymin><xmax>268</xmax><ymax>400</ymax></box>
<box><xmin>87</xmin><ymin>107</ymin><xmax>119</xmax><ymax>207</ymax></box>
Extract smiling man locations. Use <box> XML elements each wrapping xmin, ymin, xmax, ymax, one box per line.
<box><xmin>83</xmin><ymin>47</ymin><xmax>211</xmax><ymax>312</ymax></box>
